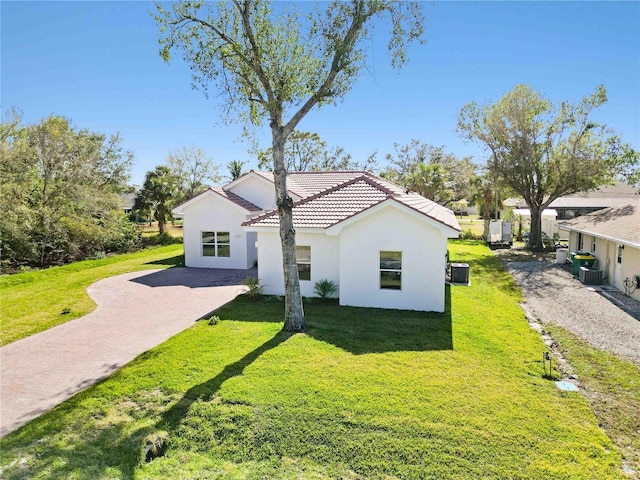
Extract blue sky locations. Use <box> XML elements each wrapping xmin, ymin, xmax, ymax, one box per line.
<box><xmin>2</xmin><ymin>1</ymin><xmax>639</xmax><ymax>187</ymax></box>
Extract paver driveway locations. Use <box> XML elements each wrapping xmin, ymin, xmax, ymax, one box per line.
<box><xmin>0</xmin><ymin>267</ymin><xmax>254</xmax><ymax>437</ymax></box>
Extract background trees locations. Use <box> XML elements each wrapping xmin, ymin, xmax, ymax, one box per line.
<box><xmin>458</xmin><ymin>84</ymin><xmax>639</xmax><ymax>249</ymax></box>
<box><xmin>165</xmin><ymin>147</ymin><xmax>220</xmax><ymax>202</ymax></box>
<box><xmin>134</xmin><ymin>166</ymin><xmax>178</xmax><ymax>236</ymax></box>
<box><xmin>381</xmin><ymin>140</ymin><xmax>476</xmax><ymax>206</ymax></box>
<box><xmin>155</xmin><ymin>0</ymin><xmax>425</xmax><ymax>331</ymax></box>
<box><xmin>257</xmin><ymin>130</ymin><xmax>378</xmax><ymax>172</ymax></box>
<box><xmin>0</xmin><ymin>114</ymin><xmax>137</xmax><ymax>268</ymax></box>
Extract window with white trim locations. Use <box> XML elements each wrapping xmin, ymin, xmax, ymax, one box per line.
<box><xmin>296</xmin><ymin>246</ymin><xmax>311</xmax><ymax>281</ymax></box>
<box><xmin>617</xmin><ymin>244</ymin><xmax>623</xmax><ymax>264</ymax></box>
<box><xmin>591</xmin><ymin>237</ymin><xmax>596</xmax><ymax>252</ymax></box>
<box><xmin>202</xmin><ymin>231</ymin><xmax>230</xmax><ymax>257</ymax></box>
<box><xmin>380</xmin><ymin>251</ymin><xmax>402</xmax><ymax>290</ymax></box>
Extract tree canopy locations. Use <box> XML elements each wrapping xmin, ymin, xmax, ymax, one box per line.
<box><xmin>135</xmin><ymin>166</ymin><xmax>179</xmax><ymax>236</ymax></box>
<box><xmin>381</xmin><ymin>140</ymin><xmax>476</xmax><ymax>206</ymax></box>
<box><xmin>257</xmin><ymin>130</ymin><xmax>377</xmax><ymax>172</ymax></box>
<box><xmin>155</xmin><ymin>0</ymin><xmax>425</xmax><ymax>331</ymax></box>
<box><xmin>0</xmin><ymin>113</ymin><xmax>137</xmax><ymax>268</ymax></box>
<box><xmin>165</xmin><ymin>146</ymin><xmax>220</xmax><ymax>202</ymax></box>
<box><xmin>458</xmin><ymin>84</ymin><xmax>639</xmax><ymax>249</ymax></box>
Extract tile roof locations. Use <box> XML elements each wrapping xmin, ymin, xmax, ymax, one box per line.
<box><xmin>558</xmin><ymin>198</ymin><xmax>640</xmax><ymax>248</ymax></box>
<box><xmin>242</xmin><ymin>174</ymin><xmax>461</xmax><ymax>233</ymax></box>
<box><xmin>250</xmin><ymin>170</ymin><xmax>370</xmax><ymax>198</ymax></box>
<box><xmin>211</xmin><ymin>188</ymin><xmax>262</xmax><ymax>211</ymax></box>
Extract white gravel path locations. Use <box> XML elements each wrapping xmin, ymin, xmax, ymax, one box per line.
<box><xmin>502</xmin><ymin>257</ymin><xmax>640</xmax><ymax>366</ymax></box>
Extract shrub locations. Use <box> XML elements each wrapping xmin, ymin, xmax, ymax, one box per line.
<box><xmin>460</xmin><ymin>229</ymin><xmax>482</xmax><ymax>240</ymax></box>
<box><xmin>244</xmin><ymin>277</ymin><xmax>264</xmax><ymax>300</ymax></box>
<box><xmin>313</xmin><ymin>278</ymin><xmax>338</xmax><ymax>298</ymax></box>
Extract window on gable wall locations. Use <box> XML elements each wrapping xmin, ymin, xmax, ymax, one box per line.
<box><xmin>380</xmin><ymin>251</ymin><xmax>402</xmax><ymax>290</ymax></box>
<box><xmin>202</xmin><ymin>231</ymin><xmax>231</xmax><ymax>257</ymax></box>
<box><xmin>296</xmin><ymin>246</ymin><xmax>311</xmax><ymax>281</ymax></box>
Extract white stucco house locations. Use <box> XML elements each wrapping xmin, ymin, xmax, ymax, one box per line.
<box><xmin>173</xmin><ymin>170</ymin><xmax>461</xmax><ymax>312</ymax></box>
<box><xmin>559</xmin><ymin>199</ymin><xmax>640</xmax><ymax>302</ymax></box>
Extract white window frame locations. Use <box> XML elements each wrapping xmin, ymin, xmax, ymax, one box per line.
<box><xmin>202</xmin><ymin>231</ymin><xmax>231</xmax><ymax>257</ymax></box>
<box><xmin>591</xmin><ymin>237</ymin><xmax>596</xmax><ymax>253</ymax></box>
<box><xmin>296</xmin><ymin>245</ymin><xmax>311</xmax><ymax>281</ymax></box>
<box><xmin>379</xmin><ymin>250</ymin><xmax>402</xmax><ymax>291</ymax></box>
<box><xmin>617</xmin><ymin>244</ymin><xmax>623</xmax><ymax>264</ymax></box>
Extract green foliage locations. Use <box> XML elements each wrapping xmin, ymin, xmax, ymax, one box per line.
<box><xmin>227</xmin><ymin>160</ymin><xmax>246</xmax><ymax>181</ymax></box>
<box><xmin>313</xmin><ymin>278</ymin><xmax>338</xmax><ymax>298</ymax></box>
<box><xmin>0</xmin><ymin>244</ymin><xmax>184</xmax><ymax>345</ymax></box>
<box><xmin>0</xmin><ymin>242</ymin><xmax>626</xmax><ymax>479</ymax></box>
<box><xmin>458</xmin><ymin>84</ymin><xmax>639</xmax><ymax>249</ymax></box>
<box><xmin>257</xmin><ymin>130</ymin><xmax>377</xmax><ymax>172</ymax></box>
<box><xmin>244</xmin><ymin>277</ymin><xmax>264</xmax><ymax>300</ymax></box>
<box><xmin>460</xmin><ymin>228</ymin><xmax>482</xmax><ymax>240</ymax></box>
<box><xmin>140</xmin><ymin>232</ymin><xmax>183</xmax><ymax>247</ymax></box>
<box><xmin>0</xmin><ymin>114</ymin><xmax>136</xmax><ymax>268</ymax></box>
<box><xmin>381</xmin><ymin>141</ymin><xmax>476</xmax><ymax>205</ymax></box>
<box><xmin>135</xmin><ymin>166</ymin><xmax>178</xmax><ymax>235</ymax></box>
<box><xmin>165</xmin><ymin>147</ymin><xmax>220</xmax><ymax>202</ymax></box>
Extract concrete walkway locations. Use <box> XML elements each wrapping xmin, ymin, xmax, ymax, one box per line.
<box><xmin>0</xmin><ymin>267</ymin><xmax>255</xmax><ymax>437</ymax></box>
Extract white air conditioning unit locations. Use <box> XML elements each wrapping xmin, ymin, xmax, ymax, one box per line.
<box><xmin>579</xmin><ymin>267</ymin><xmax>603</xmax><ymax>285</ymax></box>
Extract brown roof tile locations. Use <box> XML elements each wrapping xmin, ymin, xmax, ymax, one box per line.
<box><xmin>243</xmin><ymin>174</ymin><xmax>461</xmax><ymax>232</ymax></box>
<box><xmin>211</xmin><ymin>188</ymin><xmax>262</xmax><ymax>212</ymax></box>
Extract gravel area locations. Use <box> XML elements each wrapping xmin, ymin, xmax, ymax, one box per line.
<box><xmin>499</xmin><ymin>253</ymin><xmax>640</xmax><ymax>366</ymax></box>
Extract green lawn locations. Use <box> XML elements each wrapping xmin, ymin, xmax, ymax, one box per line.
<box><xmin>547</xmin><ymin>325</ymin><xmax>640</xmax><ymax>476</ymax></box>
<box><xmin>0</xmin><ymin>244</ymin><xmax>184</xmax><ymax>346</ymax></box>
<box><xmin>0</xmin><ymin>242</ymin><xmax>626</xmax><ymax>479</ymax></box>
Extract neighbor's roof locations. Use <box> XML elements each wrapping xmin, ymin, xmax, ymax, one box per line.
<box><xmin>558</xmin><ymin>199</ymin><xmax>640</xmax><ymax>248</ymax></box>
<box><xmin>172</xmin><ymin>187</ymin><xmax>262</xmax><ymax>214</ymax></box>
<box><xmin>242</xmin><ymin>173</ymin><xmax>461</xmax><ymax>232</ymax></box>
<box><xmin>504</xmin><ymin>182</ymin><xmax>638</xmax><ymax>209</ymax></box>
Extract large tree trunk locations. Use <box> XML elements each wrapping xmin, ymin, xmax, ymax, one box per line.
<box><xmin>529</xmin><ymin>206</ymin><xmax>543</xmax><ymax>251</ymax></box>
<box><xmin>272</xmin><ymin>127</ymin><xmax>306</xmax><ymax>332</ymax></box>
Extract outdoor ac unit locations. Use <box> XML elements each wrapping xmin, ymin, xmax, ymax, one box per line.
<box><xmin>450</xmin><ymin>263</ymin><xmax>470</xmax><ymax>284</ymax></box>
<box><xmin>579</xmin><ymin>267</ymin><xmax>603</xmax><ymax>285</ymax></box>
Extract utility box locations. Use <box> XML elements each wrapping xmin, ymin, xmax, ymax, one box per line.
<box><xmin>579</xmin><ymin>266</ymin><xmax>603</xmax><ymax>285</ymax></box>
<box><xmin>450</xmin><ymin>263</ymin><xmax>470</xmax><ymax>284</ymax></box>
<box><xmin>572</xmin><ymin>254</ymin><xmax>596</xmax><ymax>276</ymax></box>
<box><xmin>487</xmin><ymin>220</ymin><xmax>513</xmax><ymax>248</ymax></box>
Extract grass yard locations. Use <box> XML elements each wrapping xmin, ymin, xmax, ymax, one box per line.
<box><xmin>0</xmin><ymin>242</ymin><xmax>626</xmax><ymax>479</ymax></box>
<box><xmin>456</xmin><ymin>216</ymin><xmax>485</xmax><ymax>237</ymax></box>
<box><xmin>0</xmin><ymin>244</ymin><xmax>184</xmax><ymax>346</ymax></box>
<box><xmin>547</xmin><ymin>325</ymin><xmax>640</xmax><ymax>476</ymax></box>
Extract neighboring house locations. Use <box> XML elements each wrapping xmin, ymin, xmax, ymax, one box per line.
<box><xmin>120</xmin><ymin>192</ymin><xmax>137</xmax><ymax>214</ymax></box>
<box><xmin>559</xmin><ymin>198</ymin><xmax>640</xmax><ymax>302</ymax></box>
<box><xmin>174</xmin><ymin>170</ymin><xmax>461</xmax><ymax>312</ymax></box>
<box><xmin>504</xmin><ymin>182</ymin><xmax>639</xmax><ymax>236</ymax></box>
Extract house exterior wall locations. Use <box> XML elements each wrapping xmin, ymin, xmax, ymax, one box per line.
<box><xmin>338</xmin><ymin>205</ymin><xmax>448</xmax><ymax>312</ymax></box>
<box><xmin>182</xmin><ymin>194</ymin><xmax>254</xmax><ymax>269</ymax></box>
<box><xmin>256</xmin><ymin>230</ymin><xmax>340</xmax><ymax>297</ymax></box>
<box><xmin>565</xmin><ymin>230</ymin><xmax>640</xmax><ymax>301</ymax></box>
<box><xmin>225</xmin><ymin>175</ymin><xmax>276</xmax><ymax>210</ymax></box>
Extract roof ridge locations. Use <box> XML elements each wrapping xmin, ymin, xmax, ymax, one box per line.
<box><xmin>242</xmin><ymin>174</ymin><xmax>383</xmax><ymax>227</ymax></box>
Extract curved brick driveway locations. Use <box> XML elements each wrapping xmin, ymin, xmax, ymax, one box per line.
<box><xmin>0</xmin><ymin>267</ymin><xmax>254</xmax><ymax>437</ymax></box>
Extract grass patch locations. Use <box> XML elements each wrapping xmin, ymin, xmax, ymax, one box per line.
<box><xmin>546</xmin><ymin>325</ymin><xmax>640</xmax><ymax>476</ymax></box>
<box><xmin>0</xmin><ymin>244</ymin><xmax>184</xmax><ymax>346</ymax></box>
<box><xmin>0</xmin><ymin>241</ymin><xmax>626</xmax><ymax>478</ymax></box>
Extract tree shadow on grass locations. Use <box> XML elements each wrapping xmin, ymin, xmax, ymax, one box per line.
<box><xmin>144</xmin><ymin>254</ymin><xmax>185</xmax><ymax>266</ymax></box>
<box><xmin>117</xmin><ymin>331</ymin><xmax>290</xmax><ymax>479</ymax></box>
<box><xmin>216</xmin><ymin>288</ymin><xmax>453</xmax><ymax>355</ymax></box>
